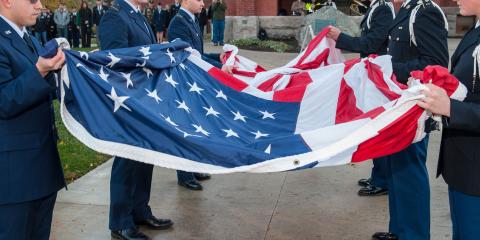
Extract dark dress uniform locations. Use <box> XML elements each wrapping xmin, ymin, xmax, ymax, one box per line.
<box><xmin>98</xmin><ymin>0</ymin><xmax>169</xmax><ymax>235</ymax></box>
<box><xmin>78</xmin><ymin>7</ymin><xmax>92</xmax><ymax>48</ymax></box>
<box><xmin>335</xmin><ymin>0</ymin><xmax>394</xmax><ymax>194</ymax></box>
<box><xmin>92</xmin><ymin>5</ymin><xmax>108</xmax><ymax>26</ymax></box>
<box><xmin>153</xmin><ymin>7</ymin><xmax>168</xmax><ymax>34</ymax></box>
<box><xmin>438</xmin><ymin>23</ymin><xmax>480</xmax><ymax>239</ymax></box>
<box><xmin>68</xmin><ymin>11</ymin><xmax>80</xmax><ymax>48</ymax></box>
<box><xmin>374</xmin><ymin>0</ymin><xmax>449</xmax><ymax>239</ymax></box>
<box><xmin>0</xmin><ymin>17</ymin><xmax>65</xmax><ymax>240</ymax></box>
<box><xmin>168</xmin><ymin>8</ymin><xmax>221</xmax><ymax>189</ymax></box>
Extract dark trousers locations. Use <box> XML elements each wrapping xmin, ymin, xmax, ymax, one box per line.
<box><xmin>80</xmin><ymin>26</ymin><xmax>91</xmax><ymax>48</ymax></box>
<box><xmin>449</xmin><ymin>186</ymin><xmax>480</xmax><ymax>240</ymax></box>
<box><xmin>69</xmin><ymin>28</ymin><xmax>80</xmax><ymax>48</ymax></box>
<box><xmin>0</xmin><ymin>193</ymin><xmax>57</xmax><ymax>240</ymax></box>
<box><xmin>386</xmin><ymin>136</ymin><xmax>430</xmax><ymax>240</ymax></box>
<box><xmin>212</xmin><ymin>19</ymin><xmax>225</xmax><ymax>44</ymax></box>
<box><xmin>370</xmin><ymin>157</ymin><xmax>388</xmax><ymax>188</ymax></box>
<box><xmin>177</xmin><ymin>170</ymin><xmax>196</xmax><ymax>183</ymax></box>
<box><xmin>109</xmin><ymin>157</ymin><xmax>154</xmax><ymax>230</ymax></box>
<box><xmin>34</xmin><ymin>31</ymin><xmax>48</xmax><ymax>45</ymax></box>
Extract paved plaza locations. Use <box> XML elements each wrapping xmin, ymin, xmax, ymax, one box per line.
<box><xmin>51</xmin><ymin>39</ymin><xmax>461</xmax><ymax>240</ymax></box>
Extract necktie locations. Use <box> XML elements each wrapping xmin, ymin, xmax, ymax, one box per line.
<box><xmin>23</xmin><ymin>33</ymin><xmax>37</xmax><ymax>56</ymax></box>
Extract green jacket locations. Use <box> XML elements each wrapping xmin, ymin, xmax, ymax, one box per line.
<box><xmin>211</xmin><ymin>2</ymin><xmax>227</xmax><ymax>20</ymax></box>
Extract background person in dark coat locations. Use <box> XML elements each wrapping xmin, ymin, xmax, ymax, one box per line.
<box><xmin>372</xmin><ymin>0</ymin><xmax>449</xmax><ymax>239</ymax></box>
<box><xmin>46</xmin><ymin>8</ymin><xmax>56</xmax><ymax>41</ymax></box>
<box><xmin>327</xmin><ymin>0</ymin><xmax>395</xmax><ymax>197</ymax></box>
<box><xmin>418</xmin><ymin>0</ymin><xmax>480</xmax><ymax>239</ymax></box>
<box><xmin>167</xmin><ymin>0</ymin><xmax>233</xmax><ymax>191</ymax></box>
<box><xmin>68</xmin><ymin>7</ymin><xmax>80</xmax><ymax>48</ymax></box>
<box><xmin>98</xmin><ymin>0</ymin><xmax>173</xmax><ymax>239</ymax></box>
<box><xmin>34</xmin><ymin>9</ymin><xmax>49</xmax><ymax>45</ymax></box>
<box><xmin>0</xmin><ymin>0</ymin><xmax>66</xmax><ymax>239</ymax></box>
<box><xmin>78</xmin><ymin>1</ymin><xmax>92</xmax><ymax>48</ymax></box>
<box><xmin>197</xmin><ymin>6</ymin><xmax>208</xmax><ymax>37</ymax></box>
<box><xmin>153</xmin><ymin>2</ymin><xmax>168</xmax><ymax>42</ymax></box>
<box><xmin>93</xmin><ymin>0</ymin><xmax>108</xmax><ymax>27</ymax></box>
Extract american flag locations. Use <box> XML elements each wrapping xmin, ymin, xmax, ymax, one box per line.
<box><xmin>59</xmin><ymin>35</ymin><xmax>466</xmax><ymax>174</ymax></box>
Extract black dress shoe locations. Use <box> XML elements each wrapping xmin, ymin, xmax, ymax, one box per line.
<box><xmin>358</xmin><ymin>178</ymin><xmax>372</xmax><ymax>187</ymax></box>
<box><xmin>178</xmin><ymin>179</ymin><xmax>203</xmax><ymax>190</ymax></box>
<box><xmin>358</xmin><ymin>185</ymin><xmax>388</xmax><ymax>196</ymax></box>
<box><xmin>111</xmin><ymin>228</ymin><xmax>150</xmax><ymax>240</ymax></box>
<box><xmin>372</xmin><ymin>232</ymin><xmax>398</xmax><ymax>240</ymax></box>
<box><xmin>194</xmin><ymin>173</ymin><xmax>211</xmax><ymax>181</ymax></box>
<box><xmin>136</xmin><ymin>216</ymin><xmax>173</xmax><ymax>230</ymax></box>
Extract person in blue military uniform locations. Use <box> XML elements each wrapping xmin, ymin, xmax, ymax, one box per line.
<box><xmin>417</xmin><ymin>0</ymin><xmax>480</xmax><ymax>238</ymax></box>
<box><xmin>326</xmin><ymin>0</ymin><xmax>395</xmax><ymax>197</ymax></box>
<box><xmin>372</xmin><ymin>0</ymin><xmax>449</xmax><ymax>239</ymax></box>
<box><xmin>167</xmin><ymin>0</ymin><xmax>232</xmax><ymax>191</ymax></box>
<box><xmin>0</xmin><ymin>0</ymin><xmax>66</xmax><ymax>239</ymax></box>
<box><xmin>98</xmin><ymin>0</ymin><xmax>173</xmax><ymax>239</ymax></box>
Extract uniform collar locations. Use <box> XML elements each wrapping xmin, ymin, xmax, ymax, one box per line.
<box><xmin>124</xmin><ymin>0</ymin><xmax>140</xmax><ymax>12</ymax></box>
<box><xmin>0</xmin><ymin>14</ymin><xmax>26</xmax><ymax>38</ymax></box>
<box><xmin>476</xmin><ymin>20</ymin><xmax>480</xmax><ymax>29</ymax></box>
<box><xmin>180</xmin><ymin>7</ymin><xmax>195</xmax><ymax>22</ymax></box>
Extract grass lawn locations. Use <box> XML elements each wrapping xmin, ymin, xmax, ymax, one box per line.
<box><xmin>55</xmin><ymin>44</ymin><xmax>110</xmax><ymax>183</ymax></box>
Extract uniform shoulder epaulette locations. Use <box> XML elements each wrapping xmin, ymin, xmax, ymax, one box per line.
<box><xmin>409</xmin><ymin>0</ymin><xmax>448</xmax><ymax>46</ymax></box>
<box><xmin>366</xmin><ymin>0</ymin><xmax>395</xmax><ymax>29</ymax></box>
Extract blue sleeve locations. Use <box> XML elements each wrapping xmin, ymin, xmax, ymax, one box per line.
<box><xmin>98</xmin><ymin>11</ymin><xmax>128</xmax><ymax>50</ymax></box>
<box><xmin>392</xmin><ymin>7</ymin><xmax>449</xmax><ymax>83</ymax></box>
<box><xmin>336</xmin><ymin>5</ymin><xmax>393</xmax><ymax>55</ymax></box>
<box><xmin>0</xmin><ymin>50</ymin><xmax>51</xmax><ymax>119</ymax></box>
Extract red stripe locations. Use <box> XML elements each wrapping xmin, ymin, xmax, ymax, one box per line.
<box><xmin>335</xmin><ymin>59</ymin><xmax>364</xmax><ymax>124</ymax></box>
<box><xmin>335</xmin><ymin>79</ymin><xmax>364</xmax><ymax>124</ymax></box>
<box><xmin>272</xmin><ymin>85</ymin><xmax>307</xmax><ymax>102</ymax></box>
<box><xmin>294</xmin><ymin>49</ymin><xmax>330</xmax><ymax>70</ymax></box>
<box><xmin>208</xmin><ymin>68</ymin><xmax>249</xmax><ymax>91</ymax></box>
<box><xmin>295</xmin><ymin>28</ymin><xmax>329</xmax><ymax>66</ymax></box>
<box><xmin>411</xmin><ymin>66</ymin><xmax>460</xmax><ymax>97</ymax></box>
<box><xmin>351</xmin><ymin>106</ymin><xmax>423</xmax><ymax>163</ymax></box>
<box><xmin>258</xmin><ymin>74</ymin><xmax>283</xmax><ymax>92</ymax></box>
<box><xmin>233</xmin><ymin>69</ymin><xmax>260</xmax><ymax>78</ymax></box>
<box><xmin>365</xmin><ymin>60</ymin><xmax>402</xmax><ymax>101</ymax></box>
<box><xmin>286</xmin><ymin>72</ymin><xmax>313</xmax><ymax>88</ymax></box>
<box><xmin>255</xmin><ymin>65</ymin><xmax>267</xmax><ymax>72</ymax></box>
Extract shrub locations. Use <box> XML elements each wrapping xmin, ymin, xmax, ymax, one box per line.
<box><xmin>229</xmin><ymin>38</ymin><xmax>290</xmax><ymax>53</ymax></box>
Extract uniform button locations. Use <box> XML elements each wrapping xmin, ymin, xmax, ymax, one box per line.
<box><xmin>387</xmin><ymin>47</ymin><xmax>389</xmax><ymax>51</ymax></box>
<box><xmin>398</xmin><ymin>26</ymin><xmax>403</xmax><ymax>30</ymax></box>
<box><xmin>396</xmin><ymin>37</ymin><xmax>400</xmax><ymax>41</ymax></box>
<box><xmin>389</xmin><ymin>35</ymin><xmax>391</xmax><ymax>40</ymax></box>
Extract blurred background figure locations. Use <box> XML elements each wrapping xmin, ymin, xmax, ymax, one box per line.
<box><xmin>291</xmin><ymin>0</ymin><xmax>306</xmax><ymax>16</ymax></box>
<box><xmin>153</xmin><ymin>2</ymin><xmax>169</xmax><ymax>43</ymax></box>
<box><xmin>54</xmin><ymin>3</ymin><xmax>70</xmax><ymax>39</ymax></box>
<box><xmin>78</xmin><ymin>1</ymin><xmax>92</xmax><ymax>48</ymax></box>
<box><xmin>34</xmin><ymin>8</ymin><xmax>49</xmax><ymax>45</ymax></box>
<box><xmin>211</xmin><ymin>0</ymin><xmax>227</xmax><ymax>46</ymax></box>
<box><xmin>68</xmin><ymin>7</ymin><xmax>80</xmax><ymax>48</ymax></box>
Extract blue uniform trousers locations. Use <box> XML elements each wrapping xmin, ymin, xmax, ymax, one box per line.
<box><xmin>0</xmin><ymin>193</ymin><xmax>57</xmax><ymax>240</ymax></box>
<box><xmin>449</xmin><ymin>186</ymin><xmax>480</xmax><ymax>240</ymax></box>
<box><xmin>177</xmin><ymin>170</ymin><xmax>196</xmax><ymax>183</ymax></box>
<box><xmin>371</xmin><ymin>157</ymin><xmax>388</xmax><ymax>188</ymax></box>
<box><xmin>109</xmin><ymin>157</ymin><xmax>154</xmax><ymax>230</ymax></box>
<box><xmin>386</xmin><ymin>136</ymin><xmax>430</xmax><ymax>240</ymax></box>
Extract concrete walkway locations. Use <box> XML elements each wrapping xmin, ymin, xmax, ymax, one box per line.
<box><xmin>51</xmin><ymin>40</ymin><xmax>461</xmax><ymax>240</ymax></box>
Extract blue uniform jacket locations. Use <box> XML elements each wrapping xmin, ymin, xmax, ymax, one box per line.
<box><xmin>0</xmin><ymin>18</ymin><xmax>65</xmax><ymax>205</ymax></box>
<box><xmin>167</xmin><ymin>9</ymin><xmax>222</xmax><ymax>68</ymax></box>
<box><xmin>98</xmin><ymin>0</ymin><xmax>156</xmax><ymax>50</ymax></box>
<box><xmin>438</xmin><ymin>26</ymin><xmax>480</xmax><ymax>196</ymax></box>
<box><xmin>387</xmin><ymin>0</ymin><xmax>449</xmax><ymax>83</ymax></box>
<box><xmin>336</xmin><ymin>0</ymin><xmax>394</xmax><ymax>58</ymax></box>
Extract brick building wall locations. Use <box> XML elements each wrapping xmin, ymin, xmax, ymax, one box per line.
<box><xmin>153</xmin><ymin>0</ymin><xmax>456</xmax><ymax>16</ymax></box>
